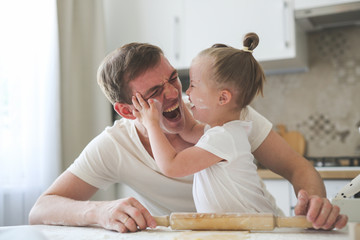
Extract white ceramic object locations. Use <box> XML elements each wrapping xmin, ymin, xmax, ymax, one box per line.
<box><xmin>331</xmin><ymin>198</ymin><xmax>360</xmax><ymax>222</ymax></box>
<box><xmin>334</xmin><ymin>174</ymin><xmax>360</xmax><ymax>199</ymax></box>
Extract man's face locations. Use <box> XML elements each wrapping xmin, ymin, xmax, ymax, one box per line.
<box><xmin>129</xmin><ymin>55</ymin><xmax>185</xmax><ymax>134</ymax></box>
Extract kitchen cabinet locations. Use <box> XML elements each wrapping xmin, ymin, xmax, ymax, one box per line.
<box><xmin>103</xmin><ymin>0</ymin><xmax>186</xmax><ymax>69</ymax></box>
<box><xmin>103</xmin><ymin>0</ymin><xmax>308</xmax><ymax>74</ymax></box>
<box><xmin>183</xmin><ymin>0</ymin><xmax>308</xmax><ymax>74</ymax></box>
<box><xmin>263</xmin><ymin>179</ymin><xmax>292</xmax><ymax>216</ymax></box>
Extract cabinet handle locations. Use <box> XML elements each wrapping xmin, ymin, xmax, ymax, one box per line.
<box><xmin>174</xmin><ymin>16</ymin><xmax>180</xmax><ymax>61</ymax></box>
<box><xmin>282</xmin><ymin>0</ymin><xmax>291</xmax><ymax>49</ymax></box>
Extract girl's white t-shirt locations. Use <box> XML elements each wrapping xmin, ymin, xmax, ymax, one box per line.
<box><xmin>194</xmin><ymin>120</ymin><xmax>279</xmax><ymax>214</ymax></box>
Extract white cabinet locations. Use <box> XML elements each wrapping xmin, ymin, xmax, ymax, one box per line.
<box><xmin>103</xmin><ymin>0</ymin><xmax>308</xmax><ymax>74</ymax></box>
<box><xmin>183</xmin><ymin>0</ymin><xmax>308</xmax><ymax>74</ymax></box>
<box><xmin>103</xmin><ymin>0</ymin><xmax>186</xmax><ymax>69</ymax></box>
<box><xmin>263</xmin><ymin>179</ymin><xmax>292</xmax><ymax>216</ymax></box>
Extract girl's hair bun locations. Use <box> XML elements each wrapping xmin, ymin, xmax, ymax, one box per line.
<box><xmin>243</xmin><ymin>32</ymin><xmax>259</xmax><ymax>51</ymax></box>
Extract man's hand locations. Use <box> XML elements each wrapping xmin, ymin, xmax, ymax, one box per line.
<box><xmin>294</xmin><ymin>189</ymin><xmax>348</xmax><ymax>230</ymax></box>
<box><xmin>29</xmin><ymin>171</ymin><xmax>156</xmax><ymax>233</ymax></box>
<box><xmin>96</xmin><ymin>197</ymin><xmax>157</xmax><ymax>233</ymax></box>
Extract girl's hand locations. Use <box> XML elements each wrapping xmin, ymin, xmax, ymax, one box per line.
<box><xmin>132</xmin><ymin>93</ymin><xmax>160</xmax><ymax>129</ymax></box>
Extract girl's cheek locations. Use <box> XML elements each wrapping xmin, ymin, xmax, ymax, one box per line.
<box><xmin>194</xmin><ymin>98</ymin><xmax>210</xmax><ymax>110</ymax></box>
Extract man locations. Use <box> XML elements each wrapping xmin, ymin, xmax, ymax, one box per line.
<box><xmin>29</xmin><ymin>43</ymin><xmax>347</xmax><ymax>233</ymax></box>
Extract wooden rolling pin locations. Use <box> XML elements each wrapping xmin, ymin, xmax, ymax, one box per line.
<box><xmin>154</xmin><ymin>213</ymin><xmax>313</xmax><ymax>231</ymax></box>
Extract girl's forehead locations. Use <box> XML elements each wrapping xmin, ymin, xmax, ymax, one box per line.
<box><xmin>191</xmin><ymin>56</ymin><xmax>213</xmax><ymax>73</ymax></box>
<box><xmin>193</xmin><ymin>55</ymin><xmax>213</xmax><ymax>65</ymax></box>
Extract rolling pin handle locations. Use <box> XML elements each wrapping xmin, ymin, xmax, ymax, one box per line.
<box><xmin>153</xmin><ymin>215</ymin><xmax>170</xmax><ymax>227</ymax></box>
<box><xmin>276</xmin><ymin>216</ymin><xmax>313</xmax><ymax>229</ymax></box>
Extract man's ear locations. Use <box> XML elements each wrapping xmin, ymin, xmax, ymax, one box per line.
<box><xmin>218</xmin><ymin>89</ymin><xmax>232</xmax><ymax>105</ymax></box>
<box><xmin>114</xmin><ymin>102</ymin><xmax>136</xmax><ymax>120</ymax></box>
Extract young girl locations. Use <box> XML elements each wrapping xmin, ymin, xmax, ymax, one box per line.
<box><xmin>132</xmin><ymin>33</ymin><xmax>281</xmax><ymax>215</ymax></box>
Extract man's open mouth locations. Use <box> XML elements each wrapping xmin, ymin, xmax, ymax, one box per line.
<box><xmin>163</xmin><ymin>103</ymin><xmax>181</xmax><ymax>120</ymax></box>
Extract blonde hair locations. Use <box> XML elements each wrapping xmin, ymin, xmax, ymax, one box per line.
<box><xmin>97</xmin><ymin>43</ymin><xmax>163</xmax><ymax>104</ymax></box>
<box><xmin>198</xmin><ymin>32</ymin><xmax>265</xmax><ymax>109</ymax></box>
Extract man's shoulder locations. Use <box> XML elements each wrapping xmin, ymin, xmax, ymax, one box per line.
<box><xmin>90</xmin><ymin>118</ymin><xmax>135</xmax><ymax>147</ymax></box>
<box><xmin>80</xmin><ymin>118</ymin><xmax>141</xmax><ymax>162</ymax></box>
<box><xmin>106</xmin><ymin>118</ymin><xmax>133</xmax><ymax>134</ymax></box>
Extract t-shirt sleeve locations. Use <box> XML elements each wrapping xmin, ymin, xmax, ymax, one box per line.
<box><xmin>68</xmin><ymin>131</ymin><xmax>122</xmax><ymax>190</ymax></box>
<box><xmin>195</xmin><ymin>126</ymin><xmax>249</xmax><ymax>163</ymax></box>
<box><xmin>245</xmin><ymin>106</ymin><xmax>273</xmax><ymax>152</ymax></box>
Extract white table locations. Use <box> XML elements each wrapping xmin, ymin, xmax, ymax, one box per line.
<box><xmin>0</xmin><ymin>225</ymin><xmax>349</xmax><ymax>240</ymax></box>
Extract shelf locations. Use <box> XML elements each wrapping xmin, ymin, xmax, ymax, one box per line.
<box><xmin>258</xmin><ymin>168</ymin><xmax>360</xmax><ymax>180</ymax></box>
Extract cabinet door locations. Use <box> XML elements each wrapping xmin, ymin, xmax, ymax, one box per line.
<box><xmin>103</xmin><ymin>0</ymin><xmax>186</xmax><ymax>69</ymax></box>
<box><xmin>263</xmin><ymin>180</ymin><xmax>291</xmax><ymax>216</ymax></box>
<box><xmin>183</xmin><ymin>0</ymin><xmax>295</xmax><ymax>65</ymax></box>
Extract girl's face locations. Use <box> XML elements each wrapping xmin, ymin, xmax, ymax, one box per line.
<box><xmin>186</xmin><ymin>56</ymin><xmax>220</xmax><ymax>124</ymax></box>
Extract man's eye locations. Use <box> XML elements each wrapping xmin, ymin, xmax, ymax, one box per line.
<box><xmin>170</xmin><ymin>76</ymin><xmax>178</xmax><ymax>83</ymax></box>
<box><xmin>148</xmin><ymin>89</ymin><xmax>161</xmax><ymax>98</ymax></box>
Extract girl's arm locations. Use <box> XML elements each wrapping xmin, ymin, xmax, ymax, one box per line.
<box><xmin>132</xmin><ymin>94</ymin><xmax>221</xmax><ymax>177</ymax></box>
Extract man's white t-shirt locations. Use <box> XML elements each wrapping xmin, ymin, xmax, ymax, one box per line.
<box><xmin>68</xmin><ymin>105</ymin><xmax>281</xmax><ymax>216</ymax></box>
<box><xmin>194</xmin><ymin>120</ymin><xmax>278</xmax><ymax>214</ymax></box>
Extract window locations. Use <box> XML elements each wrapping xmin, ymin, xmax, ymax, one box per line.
<box><xmin>0</xmin><ymin>0</ymin><xmax>60</xmax><ymax>225</ymax></box>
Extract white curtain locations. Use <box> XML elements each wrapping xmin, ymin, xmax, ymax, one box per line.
<box><xmin>0</xmin><ymin>0</ymin><xmax>61</xmax><ymax>226</ymax></box>
<box><xmin>0</xmin><ymin>0</ymin><xmax>116</xmax><ymax>226</ymax></box>
<box><xmin>57</xmin><ymin>0</ymin><xmax>115</xmax><ymax>200</ymax></box>
<box><xmin>57</xmin><ymin>0</ymin><xmax>112</xmax><ymax>170</ymax></box>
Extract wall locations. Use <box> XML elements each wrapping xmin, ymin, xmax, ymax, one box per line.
<box><xmin>251</xmin><ymin>26</ymin><xmax>360</xmax><ymax>157</ymax></box>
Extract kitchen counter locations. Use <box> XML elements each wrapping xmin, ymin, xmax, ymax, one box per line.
<box><xmin>0</xmin><ymin>225</ymin><xmax>349</xmax><ymax>240</ymax></box>
<box><xmin>258</xmin><ymin>167</ymin><xmax>360</xmax><ymax>180</ymax></box>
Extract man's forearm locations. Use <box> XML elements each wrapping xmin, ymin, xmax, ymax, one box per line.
<box><xmin>289</xmin><ymin>160</ymin><xmax>326</xmax><ymax>198</ymax></box>
<box><xmin>29</xmin><ymin>195</ymin><xmax>98</xmax><ymax>226</ymax></box>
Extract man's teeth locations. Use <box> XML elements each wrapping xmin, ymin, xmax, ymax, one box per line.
<box><xmin>164</xmin><ymin>103</ymin><xmax>179</xmax><ymax>112</ymax></box>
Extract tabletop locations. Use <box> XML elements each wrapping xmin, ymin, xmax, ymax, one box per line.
<box><xmin>0</xmin><ymin>225</ymin><xmax>350</xmax><ymax>240</ymax></box>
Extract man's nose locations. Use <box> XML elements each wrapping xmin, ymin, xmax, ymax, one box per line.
<box><xmin>163</xmin><ymin>82</ymin><xmax>179</xmax><ymax>98</ymax></box>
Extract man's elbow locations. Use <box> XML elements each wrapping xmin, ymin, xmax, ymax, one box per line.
<box><xmin>28</xmin><ymin>197</ymin><xmax>46</xmax><ymax>225</ymax></box>
<box><xmin>28</xmin><ymin>204</ymin><xmax>41</xmax><ymax>225</ymax></box>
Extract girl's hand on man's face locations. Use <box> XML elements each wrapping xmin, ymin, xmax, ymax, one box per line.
<box><xmin>132</xmin><ymin>93</ymin><xmax>161</xmax><ymax>128</ymax></box>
